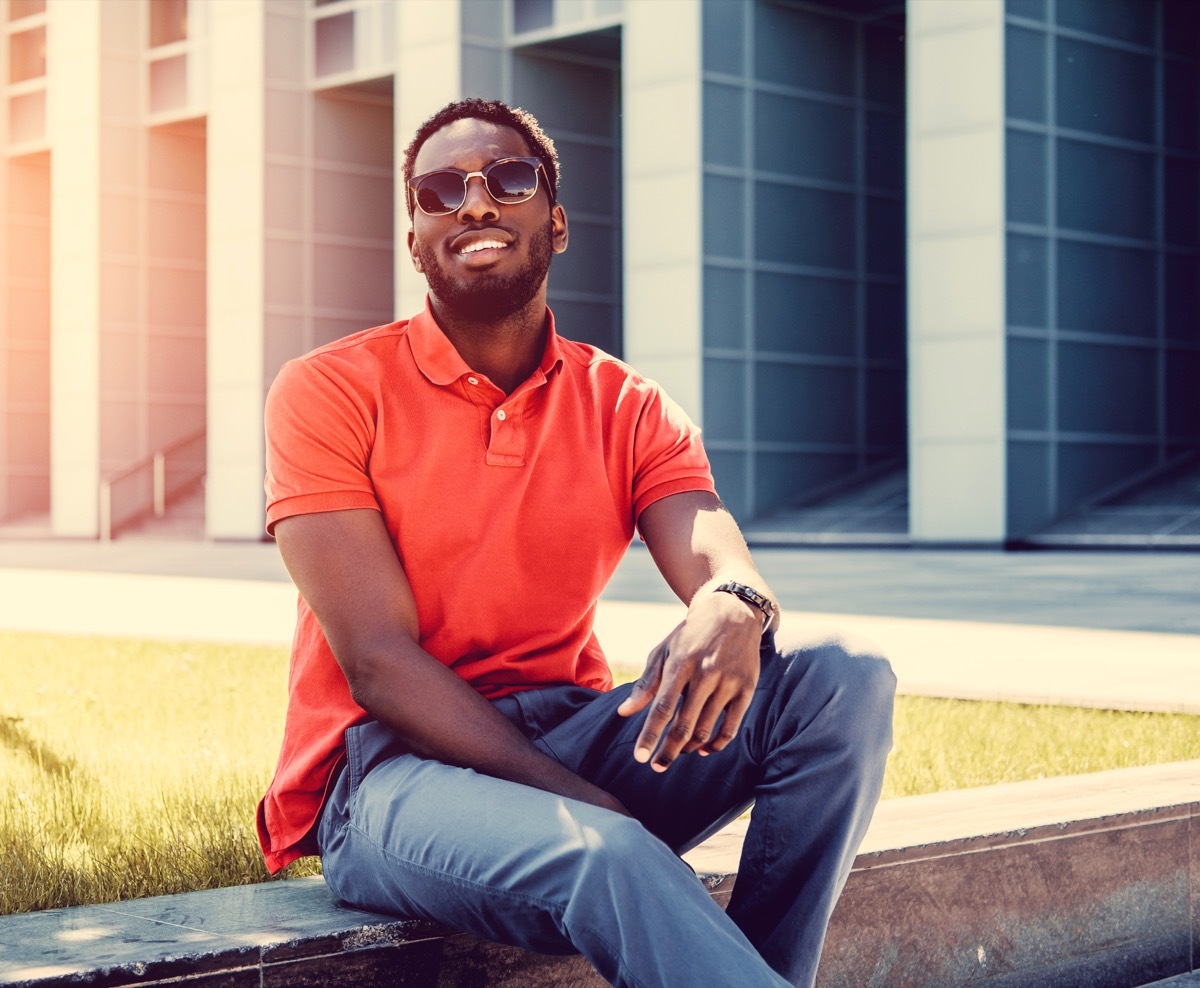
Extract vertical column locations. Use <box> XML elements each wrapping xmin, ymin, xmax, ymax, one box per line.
<box><xmin>907</xmin><ymin>0</ymin><xmax>1007</xmax><ymax>543</ymax></box>
<box><xmin>622</xmin><ymin>0</ymin><xmax>703</xmax><ymax>421</ymax></box>
<box><xmin>393</xmin><ymin>0</ymin><xmax>460</xmax><ymax>320</ymax></box>
<box><xmin>206</xmin><ymin>0</ymin><xmax>266</xmax><ymax>539</ymax></box>
<box><xmin>46</xmin><ymin>0</ymin><xmax>103</xmax><ymax>535</ymax></box>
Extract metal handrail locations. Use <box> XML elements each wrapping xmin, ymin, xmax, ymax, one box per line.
<box><xmin>99</xmin><ymin>428</ymin><xmax>206</xmax><ymax>541</ymax></box>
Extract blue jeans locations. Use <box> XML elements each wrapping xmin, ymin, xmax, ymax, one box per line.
<box><xmin>317</xmin><ymin>635</ymin><xmax>895</xmax><ymax>988</ymax></box>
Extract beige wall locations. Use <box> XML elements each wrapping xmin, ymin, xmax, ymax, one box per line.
<box><xmin>1</xmin><ymin>154</ymin><xmax>51</xmax><ymax>522</ymax></box>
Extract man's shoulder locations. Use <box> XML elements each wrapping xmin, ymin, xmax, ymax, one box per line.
<box><xmin>275</xmin><ymin>320</ymin><xmax>411</xmax><ymax>387</ymax></box>
<box><xmin>299</xmin><ymin>320</ymin><xmax>411</xmax><ymax>365</ymax></box>
<box><xmin>556</xmin><ymin>336</ymin><xmax>654</xmax><ymax>391</ymax></box>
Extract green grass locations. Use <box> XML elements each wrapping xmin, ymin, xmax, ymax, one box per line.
<box><xmin>2</xmin><ymin>631</ymin><xmax>1198</xmax><ymax>916</ymax></box>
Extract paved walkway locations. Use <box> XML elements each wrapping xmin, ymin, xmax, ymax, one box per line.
<box><xmin>0</xmin><ymin>539</ymin><xmax>1196</xmax><ymax>713</ymax></box>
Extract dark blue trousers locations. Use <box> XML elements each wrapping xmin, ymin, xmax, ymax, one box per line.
<box><xmin>318</xmin><ymin>634</ymin><xmax>895</xmax><ymax>988</ymax></box>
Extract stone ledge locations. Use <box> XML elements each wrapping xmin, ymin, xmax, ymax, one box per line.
<box><xmin>1</xmin><ymin>761</ymin><xmax>1197</xmax><ymax>988</ymax></box>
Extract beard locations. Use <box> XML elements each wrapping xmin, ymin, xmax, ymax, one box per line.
<box><xmin>416</xmin><ymin>219</ymin><xmax>555</xmax><ymax>322</ymax></box>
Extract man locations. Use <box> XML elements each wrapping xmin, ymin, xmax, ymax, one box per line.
<box><xmin>258</xmin><ymin>98</ymin><xmax>894</xmax><ymax>988</ymax></box>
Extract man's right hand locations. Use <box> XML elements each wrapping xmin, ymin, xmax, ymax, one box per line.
<box><xmin>274</xmin><ymin>509</ymin><xmax>628</xmax><ymax>816</ymax></box>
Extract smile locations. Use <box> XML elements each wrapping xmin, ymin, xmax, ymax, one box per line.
<box><xmin>458</xmin><ymin>240</ymin><xmax>509</xmax><ymax>255</ymax></box>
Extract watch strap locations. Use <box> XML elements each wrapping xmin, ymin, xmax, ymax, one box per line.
<box><xmin>713</xmin><ymin>581</ymin><xmax>775</xmax><ymax>630</ymax></box>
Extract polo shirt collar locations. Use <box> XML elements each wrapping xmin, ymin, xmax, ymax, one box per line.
<box><xmin>408</xmin><ymin>296</ymin><xmax>565</xmax><ymax>388</ymax></box>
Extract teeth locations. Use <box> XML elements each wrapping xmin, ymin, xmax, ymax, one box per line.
<box><xmin>460</xmin><ymin>240</ymin><xmax>507</xmax><ymax>254</ymax></box>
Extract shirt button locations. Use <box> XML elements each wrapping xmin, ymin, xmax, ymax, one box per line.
<box><xmin>467</xmin><ymin>376</ymin><xmax>479</xmax><ymax>385</ymax></box>
<box><xmin>496</xmin><ymin>409</ymin><xmax>507</xmax><ymax>421</ymax></box>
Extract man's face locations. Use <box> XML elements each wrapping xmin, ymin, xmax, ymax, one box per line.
<box><xmin>408</xmin><ymin>118</ymin><xmax>568</xmax><ymax>322</ymax></box>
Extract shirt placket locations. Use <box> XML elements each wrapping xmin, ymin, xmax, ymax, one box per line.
<box><xmin>462</xmin><ymin>373</ymin><xmax>529</xmax><ymax>467</ymax></box>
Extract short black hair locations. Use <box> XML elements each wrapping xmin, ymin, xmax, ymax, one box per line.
<box><xmin>402</xmin><ymin>98</ymin><xmax>560</xmax><ymax>219</ymax></box>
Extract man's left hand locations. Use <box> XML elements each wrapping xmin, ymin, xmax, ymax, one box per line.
<box><xmin>616</xmin><ymin>590</ymin><xmax>762</xmax><ymax>771</ymax></box>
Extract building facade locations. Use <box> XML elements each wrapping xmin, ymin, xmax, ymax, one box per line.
<box><xmin>0</xmin><ymin>0</ymin><xmax>1197</xmax><ymax>544</ymax></box>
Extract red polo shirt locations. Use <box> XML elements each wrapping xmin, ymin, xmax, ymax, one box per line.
<box><xmin>257</xmin><ymin>301</ymin><xmax>715</xmax><ymax>872</ymax></box>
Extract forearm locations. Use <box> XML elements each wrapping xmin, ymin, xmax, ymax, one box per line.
<box><xmin>641</xmin><ymin>492</ymin><xmax>780</xmax><ymax>634</ymax></box>
<box><xmin>349</xmin><ymin>643</ymin><xmax>624</xmax><ymax>811</ymax></box>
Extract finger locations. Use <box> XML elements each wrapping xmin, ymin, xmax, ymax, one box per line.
<box><xmin>681</xmin><ymin>688</ymin><xmax>735</xmax><ymax>755</ymax></box>
<box><xmin>631</xmin><ymin>671</ymin><xmax>688</xmax><ymax>765</ymax></box>
<box><xmin>702</xmin><ymin>687</ymin><xmax>755</xmax><ymax>754</ymax></box>
<box><xmin>616</xmin><ymin>644</ymin><xmax>666</xmax><ymax>718</ymax></box>
<box><xmin>649</xmin><ymin>682</ymin><xmax>715</xmax><ymax>772</ymax></box>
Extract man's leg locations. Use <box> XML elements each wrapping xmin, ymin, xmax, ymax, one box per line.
<box><xmin>538</xmin><ymin>634</ymin><xmax>896</xmax><ymax>987</ymax></box>
<box><xmin>317</xmin><ymin>719</ymin><xmax>790</xmax><ymax>988</ymax></box>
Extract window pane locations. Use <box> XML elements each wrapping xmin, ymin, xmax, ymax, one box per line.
<box><xmin>149</xmin><ymin>0</ymin><xmax>188</xmax><ymax>47</ymax></box>
<box><xmin>9</xmin><ymin>27</ymin><xmax>45</xmax><ymax>84</ymax></box>
<box><xmin>513</xmin><ymin>0</ymin><xmax>553</xmax><ymax>34</ymax></box>
<box><xmin>8</xmin><ymin>0</ymin><xmax>45</xmax><ymax>21</ymax></box>
<box><xmin>149</xmin><ymin>55</ymin><xmax>188</xmax><ymax>114</ymax></box>
<box><xmin>314</xmin><ymin>11</ymin><xmax>354</xmax><ymax>77</ymax></box>
<box><xmin>8</xmin><ymin>90</ymin><xmax>45</xmax><ymax>144</ymax></box>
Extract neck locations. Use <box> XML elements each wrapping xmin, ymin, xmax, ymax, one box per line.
<box><xmin>429</xmin><ymin>291</ymin><xmax>549</xmax><ymax>395</ymax></box>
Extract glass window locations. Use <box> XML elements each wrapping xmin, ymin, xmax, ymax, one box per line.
<box><xmin>9</xmin><ymin>26</ymin><xmax>45</xmax><ymax>84</ymax></box>
<box><xmin>755</xmin><ymin>3</ymin><xmax>854</xmax><ymax>96</ymax></box>
<box><xmin>1057</xmin><ymin>240</ymin><xmax>1155</xmax><ymax>337</ymax></box>
<box><xmin>1006</xmin><ymin>26</ymin><xmax>1046</xmax><ymax>124</ymax></box>
<box><xmin>1057</xmin><ymin>39</ymin><xmax>1153</xmax><ymax>144</ymax></box>
<box><xmin>703</xmin><ymin>357</ymin><xmax>746</xmax><ymax>442</ymax></box>
<box><xmin>756</xmin><ymin>362</ymin><xmax>856</xmax><ymax>444</ymax></box>
<box><xmin>704</xmin><ymin>266</ymin><xmax>747</xmax><ymax>349</ymax></box>
<box><xmin>1006</xmin><ymin>128</ymin><xmax>1046</xmax><ymax>226</ymax></box>
<box><xmin>1006</xmin><ymin>0</ymin><xmax>1047</xmax><ymax>22</ymax></box>
<box><xmin>755</xmin><ymin>91</ymin><xmax>854</xmax><ymax>183</ymax></box>
<box><xmin>1056</xmin><ymin>0</ymin><xmax>1152</xmax><ymax>47</ymax></box>
<box><xmin>1056</xmin><ymin>139</ymin><xmax>1154</xmax><ymax>241</ymax></box>
<box><xmin>1006</xmin><ymin>233</ymin><xmax>1047</xmax><ymax>328</ymax></box>
<box><xmin>1057</xmin><ymin>341</ymin><xmax>1156</xmax><ymax>435</ymax></box>
<box><xmin>703</xmin><ymin>0</ymin><xmax>743</xmax><ymax>76</ymax></box>
<box><xmin>7</xmin><ymin>90</ymin><xmax>45</xmax><ymax>144</ymax></box>
<box><xmin>149</xmin><ymin>0</ymin><xmax>188</xmax><ymax>47</ymax></box>
<box><xmin>8</xmin><ymin>0</ymin><xmax>45</xmax><ymax>21</ymax></box>
<box><xmin>314</xmin><ymin>11</ymin><xmax>354</xmax><ymax>77</ymax></box>
<box><xmin>755</xmin><ymin>182</ymin><xmax>854</xmax><ymax>270</ymax></box>
<box><xmin>866</xmin><ymin>196</ymin><xmax>904</xmax><ymax>278</ymax></box>
<box><xmin>1006</xmin><ymin>336</ymin><xmax>1049</xmax><ymax>430</ymax></box>
<box><xmin>704</xmin><ymin>174</ymin><xmax>745</xmax><ymax>260</ymax></box>
<box><xmin>703</xmin><ymin>82</ymin><xmax>743</xmax><ymax>169</ymax></box>
<box><xmin>149</xmin><ymin>55</ymin><xmax>188</xmax><ymax>114</ymax></box>
<box><xmin>757</xmin><ymin>271</ymin><xmax>855</xmax><ymax>357</ymax></box>
<box><xmin>866</xmin><ymin>110</ymin><xmax>904</xmax><ymax>192</ymax></box>
<box><xmin>513</xmin><ymin>0</ymin><xmax>553</xmax><ymax>34</ymax></box>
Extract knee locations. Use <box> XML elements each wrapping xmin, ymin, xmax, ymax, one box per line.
<box><xmin>559</xmin><ymin>811</ymin><xmax>679</xmax><ymax>901</ymax></box>
<box><xmin>777</xmin><ymin>634</ymin><xmax>896</xmax><ymax>750</ymax></box>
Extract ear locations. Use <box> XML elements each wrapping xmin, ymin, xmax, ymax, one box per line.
<box><xmin>550</xmin><ymin>203</ymin><xmax>569</xmax><ymax>255</ymax></box>
<box><xmin>408</xmin><ymin>227</ymin><xmax>423</xmax><ymax>273</ymax></box>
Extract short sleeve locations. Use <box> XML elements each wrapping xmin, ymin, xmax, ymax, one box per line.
<box><xmin>263</xmin><ymin>356</ymin><xmax>381</xmax><ymax>535</ymax></box>
<box><xmin>630</xmin><ymin>381</ymin><xmax>716</xmax><ymax>522</ymax></box>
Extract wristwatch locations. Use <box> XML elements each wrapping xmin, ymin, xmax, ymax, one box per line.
<box><xmin>714</xmin><ymin>582</ymin><xmax>775</xmax><ymax>631</ymax></box>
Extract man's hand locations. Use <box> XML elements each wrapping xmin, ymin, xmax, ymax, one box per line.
<box><xmin>616</xmin><ymin>589</ymin><xmax>762</xmax><ymax>771</ymax></box>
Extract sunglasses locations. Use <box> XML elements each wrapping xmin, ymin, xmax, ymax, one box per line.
<box><xmin>408</xmin><ymin>156</ymin><xmax>554</xmax><ymax>216</ymax></box>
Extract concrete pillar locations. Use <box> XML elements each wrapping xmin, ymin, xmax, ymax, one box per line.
<box><xmin>46</xmin><ymin>0</ymin><xmax>125</xmax><ymax>536</ymax></box>
<box><xmin>393</xmin><ymin>0</ymin><xmax>461</xmax><ymax>320</ymax></box>
<box><xmin>907</xmin><ymin>0</ymin><xmax>1007</xmax><ymax>544</ymax></box>
<box><xmin>622</xmin><ymin>0</ymin><xmax>703</xmax><ymax>422</ymax></box>
<box><xmin>206</xmin><ymin>0</ymin><xmax>267</xmax><ymax>539</ymax></box>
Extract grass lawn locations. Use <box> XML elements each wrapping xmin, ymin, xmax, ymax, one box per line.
<box><xmin>2</xmin><ymin>629</ymin><xmax>1198</xmax><ymax>915</ymax></box>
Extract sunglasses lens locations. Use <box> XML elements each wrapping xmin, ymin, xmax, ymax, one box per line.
<box><xmin>486</xmin><ymin>160</ymin><xmax>539</xmax><ymax>202</ymax></box>
<box><xmin>414</xmin><ymin>172</ymin><xmax>465</xmax><ymax>215</ymax></box>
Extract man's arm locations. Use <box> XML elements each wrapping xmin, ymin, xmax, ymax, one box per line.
<box><xmin>617</xmin><ymin>490</ymin><xmax>779</xmax><ymax>772</ymax></box>
<box><xmin>274</xmin><ymin>508</ymin><xmax>627</xmax><ymax>814</ymax></box>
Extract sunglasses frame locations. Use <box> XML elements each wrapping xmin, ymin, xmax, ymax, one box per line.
<box><xmin>408</xmin><ymin>156</ymin><xmax>555</xmax><ymax>217</ymax></box>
